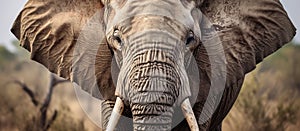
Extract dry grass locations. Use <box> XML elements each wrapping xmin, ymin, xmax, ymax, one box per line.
<box><xmin>223</xmin><ymin>44</ymin><xmax>300</xmax><ymax>131</ymax></box>
<box><xmin>0</xmin><ymin>59</ymin><xmax>99</xmax><ymax>131</ymax></box>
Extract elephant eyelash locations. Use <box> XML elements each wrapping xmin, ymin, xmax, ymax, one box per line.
<box><xmin>186</xmin><ymin>37</ymin><xmax>195</xmax><ymax>45</ymax></box>
<box><xmin>186</xmin><ymin>31</ymin><xmax>195</xmax><ymax>45</ymax></box>
<box><xmin>113</xmin><ymin>29</ymin><xmax>123</xmax><ymax>44</ymax></box>
<box><xmin>113</xmin><ymin>35</ymin><xmax>122</xmax><ymax>44</ymax></box>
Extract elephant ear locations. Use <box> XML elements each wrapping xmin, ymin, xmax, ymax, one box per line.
<box><xmin>198</xmin><ymin>0</ymin><xmax>296</xmax><ymax>78</ymax></box>
<box><xmin>193</xmin><ymin>0</ymin><xmax>295</xmax><ymax>127</ymax></box>
<box><xmin>11</xmin><ymin>0</ymin><xmax>116</xmax><ymax>100</ymax></box>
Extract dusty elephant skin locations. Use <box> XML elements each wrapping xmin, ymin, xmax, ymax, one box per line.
<box><xmin>11</xmin><ymin>0</ymin><xmax>296</xmax><ymax>131</ymax></box>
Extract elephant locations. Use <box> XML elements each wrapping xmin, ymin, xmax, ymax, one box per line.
<box><xmin>11</xmin><ymin>0</ymin><xmax>295</xmax><ymax>130</ymax></box>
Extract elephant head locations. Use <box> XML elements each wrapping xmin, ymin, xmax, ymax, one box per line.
<box><xmin>11</xmin><ymin>0</ymin><xmax>295</xmax><ymax>130</ymax></box>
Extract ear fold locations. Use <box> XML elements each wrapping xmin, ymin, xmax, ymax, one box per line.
<box><xmin>11</xmin><ymin>0</ymin><xmax>116</xmax><ymax>100</ymax></box>
<box><xmin>197</xmin><ymin>0</ymin><xmax>295</xmax><ymax>77</ymax></box>
<box><xmin>192</xmin><ymin>0</ymin><xmax>295</xmax><ymax>127</ymax></box>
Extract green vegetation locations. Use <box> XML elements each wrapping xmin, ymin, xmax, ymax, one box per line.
<box><xmin>0</xmin><ymin>45</ymin><xmax>15</xmax><ymax>61</ymax></box>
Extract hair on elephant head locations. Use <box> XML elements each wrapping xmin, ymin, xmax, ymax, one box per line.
<box><xmin>11</xmin><ymin>0</ymin><xmax>295</xmax><ymax>130</ymax></box>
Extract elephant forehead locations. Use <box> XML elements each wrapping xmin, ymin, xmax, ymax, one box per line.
<box><xmin>107</xmin><ymin>0</ymin><xmax>194</xmax><ymax>31</ymax></box>
<box><xmin>121</xmin><ymin>15</ymin><xmax>189</xmax><ymax>39</ymax></box>
<box><xmin>127</xmin><ymin>30</ymin><xmax>183</xmax><ymax>47</ymax></box>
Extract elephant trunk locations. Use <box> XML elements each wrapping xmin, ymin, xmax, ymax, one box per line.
<box><xmin>131</xmin><ymin>103</ymin><xmax>174</xmax><ymax>130</ymax></box>
<box><xmin>128</xmin><ymin>50</ymin><xmax>180</xmax><ymax>130</ymax></box>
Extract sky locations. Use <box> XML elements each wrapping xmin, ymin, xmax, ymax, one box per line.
<box><xmin>1</xmin><ymin>0</ymin><xmax>299</xmax><ymax>52</ymax></box>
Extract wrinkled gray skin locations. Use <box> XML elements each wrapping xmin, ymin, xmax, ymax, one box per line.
<box><xmin>105</xmin><ymin>1</ymin><xmax>201</xmax><ymax>130</ymax></box>
<box><xmin>11</xmin><ymin>0</ymin><xmax>295</xmax><ymax>130</ymax></box>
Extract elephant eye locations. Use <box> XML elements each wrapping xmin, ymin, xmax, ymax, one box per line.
<box><xmin>113</xmin><ymin>29</ymin><xmax>122</xmax><ymax>44</ymax></box>
<box><xmin>186</xmin><ymin>31</ymin><xmax>195</xmax><ymax>45</ymax></box>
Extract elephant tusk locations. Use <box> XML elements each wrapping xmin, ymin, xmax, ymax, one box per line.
<box><xmin>106</xmin><ymin>97</ymin><xmax>124</xmax><ymax>131</ymax></box>
<box><xmin>181</xmin><ymin>98</ymin><xmax>199</xmax><ymax>131</ymax></box>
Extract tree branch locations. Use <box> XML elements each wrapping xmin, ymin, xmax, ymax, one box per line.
<box><xmin>13</xmin><ymin>80</ymin><xmax>39</xmax><ymax>106</ymax></box>
<box><xmin>45</xmin><ymin>110</ymin><xmax>58</xmax><ymax>130</ymax></box>
<box><xmin>40</xmin><ymin>73</ymin><xmax>68</xmax><ymax>129</ymax></box>
<box><xmin>12</xmin><ymin>73</ymin><xmax>69</xmax><ymax>130</ymax></box>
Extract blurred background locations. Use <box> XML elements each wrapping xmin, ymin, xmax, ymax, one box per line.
<box><xmin>0</xmin><ymin>0</ymin><xmax>299</xmax><ymax>131</ymax></box>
